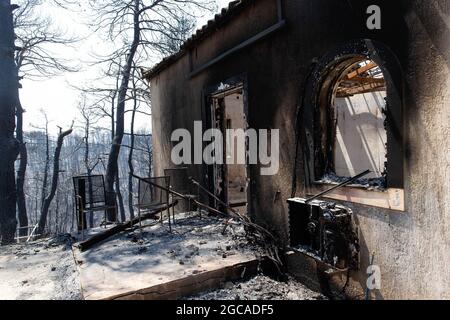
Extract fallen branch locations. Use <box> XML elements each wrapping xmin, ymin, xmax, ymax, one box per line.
<box><xmin>76</xmin><ymin>200</ymin><xmax>178</xmax><ymax>252</ymax></box>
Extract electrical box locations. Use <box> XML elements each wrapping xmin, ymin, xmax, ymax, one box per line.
<box><xmin>287</xmin><ymin>198</ymin><xmax>360</xmax><ymax>271</ymax></box>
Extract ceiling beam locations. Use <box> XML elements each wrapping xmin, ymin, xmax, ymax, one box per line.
<box><xmin>346</xmin><ymin>62</ymin><xmax>378</xmax><ymax>80</ymax></box>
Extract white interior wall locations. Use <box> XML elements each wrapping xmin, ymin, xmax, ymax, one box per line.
<box><xmin>333</xmin><ymin>91</ymin><xmax>387</xmax><ymax>178</ymax></box>
<box><xmin>224</xmin><ymin>93</ymin><xmax>247</xmax><ymax>206</ymax></box>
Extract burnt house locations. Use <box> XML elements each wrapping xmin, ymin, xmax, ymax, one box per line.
<box><xmin>144</xmin><ymin>0</ymin><xmax>450</xmax><ymax>299</ymax></box>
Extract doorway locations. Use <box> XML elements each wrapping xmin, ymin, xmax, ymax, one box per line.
<box><xmin>210</xmin><ymin>84</ymin><xmax>248</xmax><ymax>215</ymax></box>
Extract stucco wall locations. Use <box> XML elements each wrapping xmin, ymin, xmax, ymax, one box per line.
<box><xmin>148</xmin><ymin>0</ymin><xmax>450</xmax><ymax>299</ymax></box>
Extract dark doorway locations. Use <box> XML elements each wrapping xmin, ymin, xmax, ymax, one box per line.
<box><xmin>210</xmin><ymin>84</ymin><xmax>248</xmax><ymax>215</ymax></box>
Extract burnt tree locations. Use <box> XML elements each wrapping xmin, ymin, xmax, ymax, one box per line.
<box><xmin>39</xmin><ymin>114</ymin><xmax>50</xmax><ymax>211</ymax></box>
<box><xmin>37</xmin><ymin>123</ymin><xmax>73</xmax><ymax>235</ymax></box>
<box><xmin>103</xmin><ymin>0</ymin><xmax>140</xmax><ymax>221</ymax></box>
<box><xmin>127</xmin><ymin>69</ymin><xmax>139</xmax><ymax>219</ymax></box>
<box><xmin>16</xmin><ymin>99</ymin><xmax>27</xmax><ymax>236</ymax></box>
<box><xmin>90</xmin><ymin>0</ymin><xmax>215</xmax><ymax>222</ymax></box>
<box><xmin>79</xmin><ymin>97</ymin><xmax>100</xmax><ymax>227</ymax></box>
<box><xmin>13</xmin><ymin>0</ymin><xmax>78</xmax><ymax>236</ymax></box>
<box><xmin>0</xmin><ymin>0</ymin><xmax>20</xmax><ymax>244</ymax></box>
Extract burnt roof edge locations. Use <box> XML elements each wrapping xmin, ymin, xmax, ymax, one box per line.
<box><xmin>143</xmin><ymin>0</ymin><xmax>256</xmax><ymax>80</ymax></box>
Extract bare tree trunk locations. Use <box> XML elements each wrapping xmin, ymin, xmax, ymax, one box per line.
<box><xmin>111</xmin><ymin>96</ymin><xmax>115</xmax><ymax>139</ymax></box>
<box><xmin>83</xmin><ymin>120</ymin><xmax>95</xmax><ymax>227</ymax></box>
<box><xmin>115</xmin><ymin>171</ymin><xmax>125</xmax><ymax>222</ymax></box>
<box><xmin>16</xmin><ymin>100</ymin><xmax>28</xmax><ymax>237</ymax></box>
<box><xmin>41</xmin><ymin>118</ymin><xmax>50</xmax><ymax>211</ymax></box>
<box><xmin>38</xmin><ymin>125</ymin><xmax>73</xmax><ymax>236</ymax></box>
<box><xmin>55</xmin><ymin>190</ymin><xmax>59</xmax><ymax>234</ymax></box>
<box><xmin>128</xmin><ymin>95</ymin><xmax>137</xmax><ymax>220</ymax></box>
<box><xmin>0</xmin><ymin>0</ymin><xmax>20</xmax><ymax>244</ymax></box>
<box><xmin>127</xmin><ymin>70</ymin><xmax>139</xmax><ymax>219</ymax></box>
<box><xmin>34</xmin><ymin>182</ymin><xmax>38</xmax><ymax>224</ymax></box>
<box><xmin>65</xmin><ymin>196</ymin><xmax>70</xmax><ymax>232</ymax></box>
<box><xmin>105</xmin><ymin>0</ymin><xmax>140</xmax><ymax>222</ymax></box>
<box><xmin>146</xmin><ymin>138</ymin><xmax>153</xmax><ymax>177</ymax></box>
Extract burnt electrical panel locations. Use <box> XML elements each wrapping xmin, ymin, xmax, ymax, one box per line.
<box><xmin>287</xmin><ymin>198</ymin><xmax>360</xmax><ymax>271</ymax></box>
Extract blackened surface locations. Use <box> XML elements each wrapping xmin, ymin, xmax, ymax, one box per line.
<box><xmin>148</xmin><ymin>0</ymin><xmax>450</xmax><ymax>299</ymax></box>
<box><xmin>300</xmin><ymin>39</ymin><xmax>404</xmax><ymax>188</ymax></box>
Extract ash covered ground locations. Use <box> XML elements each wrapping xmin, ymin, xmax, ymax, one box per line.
<box><xmin>0</xmin><ymin>235</ymin><xmax>82</xmax><ymax>300</ymax></box>
<box><xmin>317</xmin><ymin>172</ymin><xmax>386</xmax><ymax>190</ymax></box>
<box><xmin>187</xmin><ymin>274</ymin><xmax>326</xmax><ymax>300</ymax></box>
<box><xmin>0</xmin><ymin>212</ymin><xmax>324</xmax><ymax>300</ymax></box>
<box><xmin>74</xmin><ymin>211</ymin><xmax>264</xmax><ymax>277</ymax></box>
<box><xmin>73</xmin><ymin>212</ymin><xmax>266</xmax><ymax>300</ymax></box>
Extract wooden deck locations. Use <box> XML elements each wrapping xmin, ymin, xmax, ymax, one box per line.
<box><xmin>72</xmin><ymin>215</ymin><xmax>261</xmax><ymax>300</ymax></box>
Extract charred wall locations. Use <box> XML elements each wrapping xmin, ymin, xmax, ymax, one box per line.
<box><xmin>148</xmin><ymin>0</ymin><xmax>450</xmax><ymax>299</ymax></box>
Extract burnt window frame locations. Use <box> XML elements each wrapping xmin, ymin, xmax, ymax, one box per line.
<box><xmin>301</xmin><ymin>39</ymin><xmax>404</xmax><ymax>190</ymax></box>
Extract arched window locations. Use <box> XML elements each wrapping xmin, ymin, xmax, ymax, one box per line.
<box><xmin>329</xmin><ymin>59</ymin><xmax>387</xmax><ymax>185</ymax></box>
<box><xmin>298</xmin><ymin>40</ymin><xmax>404</xmax><ymax>210</ymax></box>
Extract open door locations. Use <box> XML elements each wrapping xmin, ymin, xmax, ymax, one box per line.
<box><xmin>210</xmin><ymin>84</ymin><xmax>248</xmax><ymax>215</ymax></box>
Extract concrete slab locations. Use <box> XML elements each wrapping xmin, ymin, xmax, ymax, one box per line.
<box><xmin>73</xmin><ymin>213</ymin><xmax>262</xmax><ymax>300</ymax></box>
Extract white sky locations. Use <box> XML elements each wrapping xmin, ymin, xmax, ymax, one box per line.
<box><xmin>19</xmin><ymin>0</ymin><xmax>232</xmax><ymax>136</ymax></box>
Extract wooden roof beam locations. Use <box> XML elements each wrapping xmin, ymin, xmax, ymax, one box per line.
<box><xmin>336</xmin><ymin>83</ymin><xmax>386</xmax><ymax>97</ymax></box>
<box><xmin>346</xmin><ymin>62</ymin><xmax>378</xmax><ymax>80</ymax></box>
<box><xmin>341</xmin><ymin>76</ymin><xmax>385</xmax><ymax>85</ymax></box>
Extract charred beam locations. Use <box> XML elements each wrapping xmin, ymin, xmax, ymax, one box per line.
<box><xmin>76</xmin><ymin>200</ymin><xmax>178</xmax><ymax>252</ymax></box>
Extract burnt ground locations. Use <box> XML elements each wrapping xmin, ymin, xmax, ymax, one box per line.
<box><xmin>0</xmin><ymin>213</ymin><xmax>324</xmax><ymax>300</ymax></box>
<box><xmin>186</xmin><ymin>274</ymin><xmax>326</xmax><ymax>300</ymax></box>
<box><xmin>0</xmin><ymin>235</ymin><xmax>82</xmax><ymax>300</ymax></box>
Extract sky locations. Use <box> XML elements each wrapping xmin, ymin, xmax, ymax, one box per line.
<box><xmin>19</xmin><ymin>0</ymin><xmax>232</xmax><ymax>136</ymax></box>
